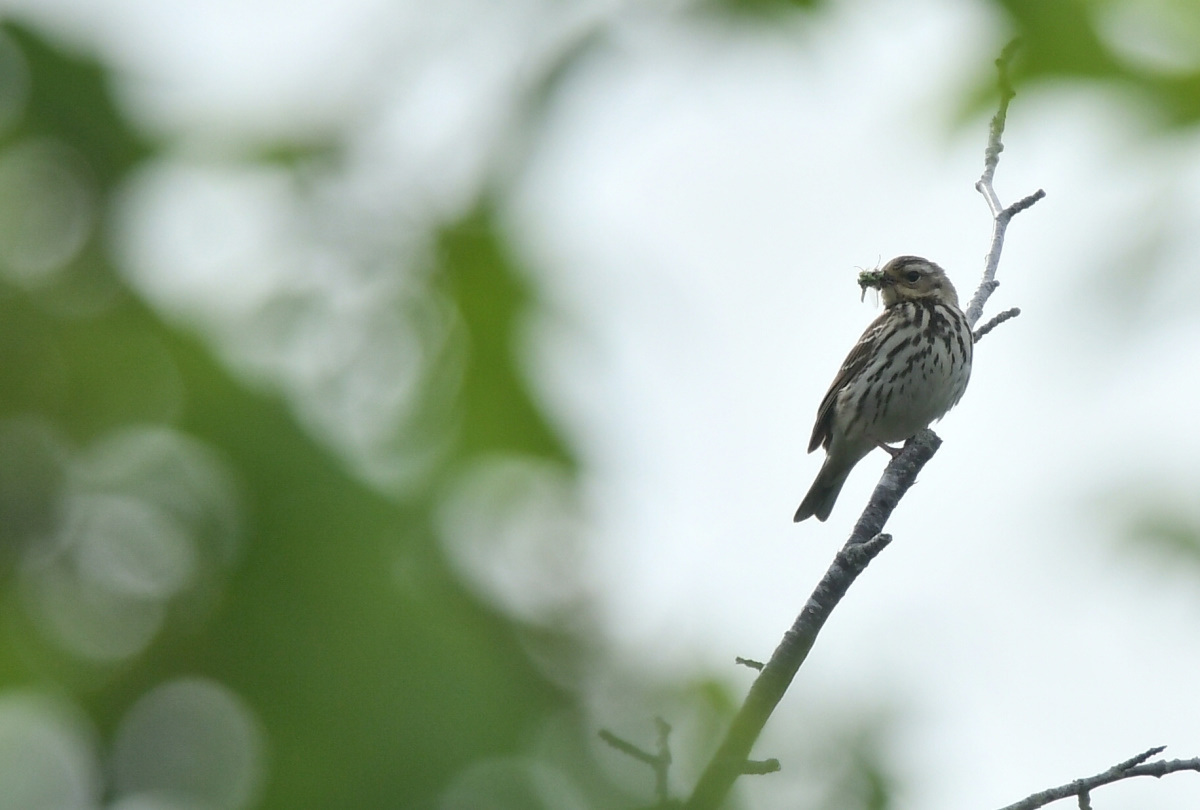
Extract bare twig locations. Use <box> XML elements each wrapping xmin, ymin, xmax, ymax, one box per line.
<box><xmin>683</xmin><ymin>431</ymin><xmax>941</xmax><ymax>810</ymax></box>
<box><xmin>973</xmin><ymin>306</ymin><xmax>1021</xmax><ymax>343</ymax></box>
<box><xmin>997</xmin><ymin>746</ymin><xmax>1200</xmax><ymax>810</ymax></box>
<box><xmin>735</xmin><ymin>657</ymin><xmax>764</xmax><ymax>671</ymax></box>
<box><xmin>965</xmin><ymin>41</ymin><xmax>1045</xmax><ymax>329</ymax></box>
<box><xmin>741</xmin><ymin>758</ymin><xmax>781</xmax><ymax>775</ymax></box>
<box><xmin>598</xmin><ymin>728</ymin><xmax>659</xmax><ymax>766</ymax></box>
<box><xmin>599</xmin><ymin>717</ymin><xmax>675</xmax><ymax>804</ymax></box>
<box><xmin>977</xmin><ymin>40</ymin><xmax>1018</xmax><ymax>193</ymax></box>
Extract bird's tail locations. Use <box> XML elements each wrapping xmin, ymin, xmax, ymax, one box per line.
<box><xmin>794</xmin><ymin>457</ymin><xmax>853</xmax><ymax>522</ymax></box>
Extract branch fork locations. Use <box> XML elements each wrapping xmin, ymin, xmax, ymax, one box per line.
<box><xmin>998</xmin><ymin>746</ymin><xmax>1200</xmax><ymax>810</ymax></box>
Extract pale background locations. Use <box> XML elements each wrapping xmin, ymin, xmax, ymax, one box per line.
<box><xmin>3</xmin><ymin>0</ymin><xmax>1199</xmax><ymax>808</ymax></box>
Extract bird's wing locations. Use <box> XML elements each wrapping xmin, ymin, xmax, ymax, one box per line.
<box><xmin>807</xmin><ymin>310</ymin><xmax>890</xmax><ymax>453</ymax></box>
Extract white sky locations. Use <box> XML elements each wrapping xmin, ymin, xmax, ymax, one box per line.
<box><xmin>7</xmin><ymin>0</ymin><xmax>1200</xmax><ymax>807</ymax></box>
<box><xmin>506</xmin><ymin>6</ymin><xmax>1200</xmax><ymax>808</ymax></box>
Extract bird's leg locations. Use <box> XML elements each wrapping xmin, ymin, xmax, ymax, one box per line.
<box><xmin>876</xmin><ymin>441</ymin><xmax>904</xmax><ymax>459</ymax></box>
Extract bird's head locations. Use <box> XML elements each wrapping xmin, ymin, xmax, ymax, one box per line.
<box><xmin>858</xmin><ymin>256</ymin><xmax>960</xmax><ymax>308</ymax></box>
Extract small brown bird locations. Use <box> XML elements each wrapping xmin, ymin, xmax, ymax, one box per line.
<box><xmin>794</xmin><ymin>256</ymin><xmax>973</xmax><ymax>522</ymax></box>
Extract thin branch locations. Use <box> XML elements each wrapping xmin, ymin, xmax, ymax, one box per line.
<box><xmin>683</xmin><ymin>430</ymin><xmax>942</xmax><ymax>810</ymax></box>
<box><xmin>965</xmin><ymin>41</ymin><xmax>1045</xmax><ymax>329</ymax></box>
<box><xmin>973</xmin><ymin>306</ymin><xmax>1021</xmax><ymax>343</ymax></box>
<box><xmin>599</xmin><ymin>718</ymin><xmax>675</xmax><ymax>805</ymax></box>
<box><xmin>997</xmin><ymin>747</ymin><xmax>1200</xmax><ymax>810</ymax></box>
<box><xmin>598</xmin><ymin>729</ymin><xmax>659</xmax><ymax>766</ymax></box>
<box><xmin>977</xmin><ymin>39</ymin><xmax>1018</xmax><ymax>192</ymax></box>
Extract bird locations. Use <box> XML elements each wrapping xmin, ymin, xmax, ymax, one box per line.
<box><xmin>794</xmin><ymin>255</ymin><xmax>973</xmax><ymax>522</ymax></box>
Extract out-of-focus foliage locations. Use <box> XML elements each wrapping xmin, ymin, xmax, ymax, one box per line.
<box><xmin>817</xmin><ymin>722</ymin><xmax>896</xmax><ymax>810</ymax></box>
<box><xmin>705</xmin><ymin>0</ymin><xmax>1200</xmax><ymax>129</ymax></box>
<box><xmin>703</xmin><ymin>0</ymin><xmax>827</xmax><ymax>18</ymax></box>
<box><xmin>998</xmin><ymin>0</ymin><xmax>1200</xmax><ymax>125</ymax></box>
<box><xmin>437</xmin><ymin>208</ymin><xmax>571</xmax><ymax>465</ymax></box>
<box><xmin>0</xmin><ymin>20</ymin><xmax>626</xmax><ymax>810</ymax></box>
<box><xmin>4</xmin><ymin>24</ymin><xmax>149</xmax><ymax>185</ymax></box>
<box><xmin>1121</xmin><ymin>502</ymin><xmax>1200</xmax><ymax>567</ymax></box>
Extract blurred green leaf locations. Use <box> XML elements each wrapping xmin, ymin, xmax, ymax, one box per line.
<box><xmin>1000</xmin><ymin>0</ymin><xmax>1120</xmax><ymax>78</ymax></box>
<box><xmin>700</xmin><ymin>0</ymin><xmax>826</xmax><ymax>18</ymax></box>
<box><xmin>996</xmin><ymin>0</ymin><xmax>1200</xmax><ymax>125</ymax></box>
<box><xmin>437</xmin><ymin>205</ymin><xmax>572</xmax><ymax>465</ymax></box>
<box><xmin>1123</xmin><ymin>505</ymin><xmax>1200</xmax><ymax>566</ymax></box>
<box><xmin>4</xmin><ymin>22</ymin><xmax>151</xmax><ymax>186</ymax></box>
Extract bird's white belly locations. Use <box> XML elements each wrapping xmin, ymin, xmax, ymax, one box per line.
<box><xmin>837</xmin><ymin>340</ymin><xmax>970</xmax><ymax>445</ymax></box>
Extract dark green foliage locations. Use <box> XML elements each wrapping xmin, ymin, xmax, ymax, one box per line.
<box><xmin>998</xmin><ymin>0</ymin><xmax>1200</xmax><ymax>125</ymax></box>
<box><xmin>4</xmin><ymin>23</ymin><xmax>151</xmax><ymax>185</ymax></box>
<box><xmin>437</xmin><ymin>206</ymin><xmax>572</xmax><ymax>465</ymax></box>
<box><xmin>0</xmin><ymin>22</ymin><xmax>584</xmax><ymax>810</ymax></box>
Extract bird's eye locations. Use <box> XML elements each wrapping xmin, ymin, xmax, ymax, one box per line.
<box><xmin>905</xmin><ymin>270</ymin><xmax>921</xmax><ymax>283</ymax></box>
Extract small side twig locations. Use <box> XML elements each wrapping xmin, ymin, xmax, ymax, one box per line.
<box><xmin>741</xmin><ymin>758</ymin><xmax>781</xmax><ymax>775</ymax></box>
<box><xmin>735</xmin><ymin>657</ymin><xmax>764</xmax><ymax>671</ymax></box>
<box><xmin>973</xmin><ymin>306</ymin><xmax>1021</xmax><ymax>343</ymax></box>
<box><xmin>996</xmin><ymin>746</ymin><xmax>1200</xmax><ymax>810</ymax></box>
<box><xmin>965</xmin><ymin>40</ymin><xmax>1045</xmax><ymax>330</ymax></box>
<box><xmin>599</xmin><ymin>717</ymin><xmax>675</xmax><ymax>805</ymax></box>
